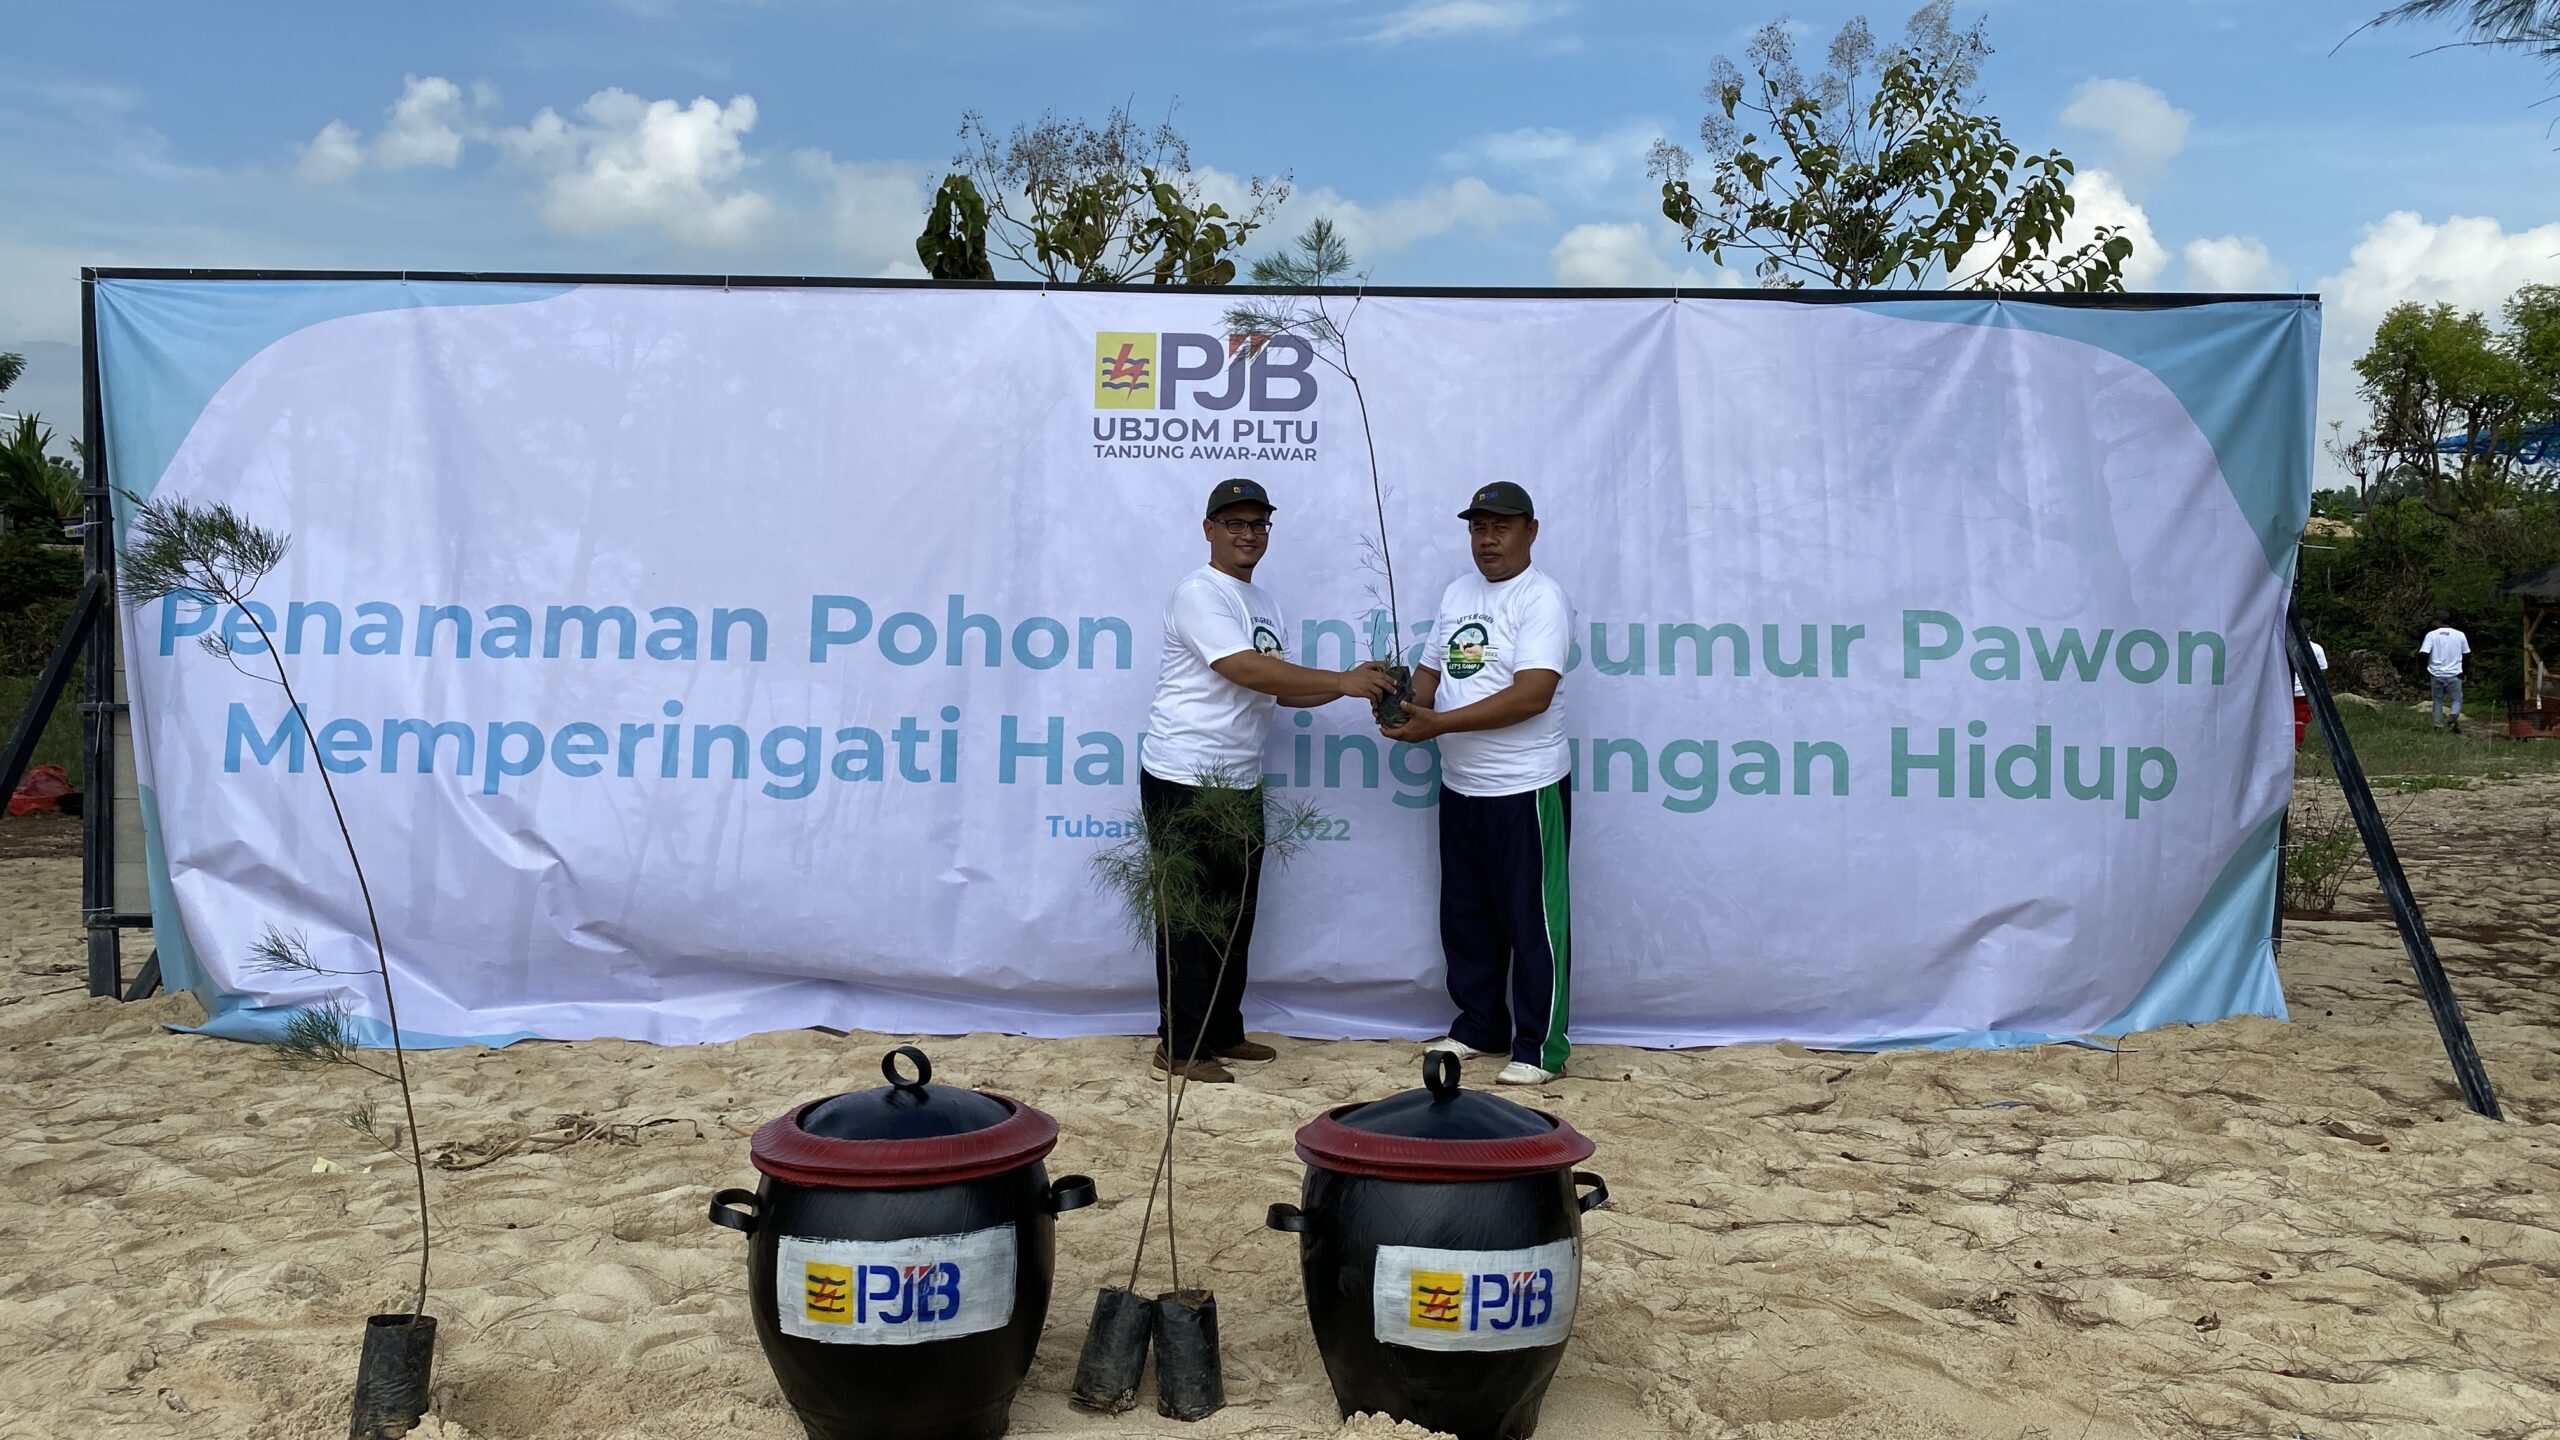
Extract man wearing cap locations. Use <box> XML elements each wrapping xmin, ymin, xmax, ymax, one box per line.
<box><xmin>1142</xmin><ymin>477</ymin><xmax>1399</xmax><ymax>1083</ymax></box>
<box><xmin>1380</xmin><ymin>481</ymin><xmax>1576</xmax><ymax>1085</ymax></box>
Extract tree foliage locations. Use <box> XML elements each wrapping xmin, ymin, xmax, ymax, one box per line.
<box><xmin>2343</xmin><ymin>285</ymin><xmax>2560</xmax><ymax>516</ymax></box>
<box><xmin>1225</xmin><ymin>221</ymin><xmax>1411</xmax><ymax>696</ymax></box>
<box><xmin>2369</xmin><ymin>1</ymin><xmax>2560</xmax><ymax>76</ymax></box>
<box><xmin>948</xmin><ymin>101</ymin><xmax>1286</xmax><ymax>285</ymax></box>
<box><xmin>0</xmin><ymin>415</ymin><xmax>82</xmax><ymax>533</ymax></box>
<box><xmin>0</xmin><ymin>351</ymin><xmax>23</xmax><ymax>398</ymax></box>
<box><xmin>1648</xmin><ymin>2</ymin><xmax>2132</xmax><ymax>291</ymax></box>
<box><xmin>915</xmin><ymin>173</ymin><xmax>995</xmax><ymax>281</ymax></box>
<box><xmin>119</xmin><ymin>495</ymin><xmax>438</xmax><ymax>1323</ymax></box>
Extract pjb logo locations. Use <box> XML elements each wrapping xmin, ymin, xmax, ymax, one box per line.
<box><xmin>804</xmin><ymin>1262</ymin><xmax>853</xmax><ymax>1323</ymax></box>
<box><xmin>1094</xmin><ymin>330</ymin><xmax>1317</xmax><ymax>412</ymax></box>
<box><xmin>1408</xmin><ymin>1271</ymin><xmax>1463</xmax><ymax>1330</ymax></box>
<box><xmin>1409</xmin><ymin>1266</ymin><xmax>1555</xmax><ymax>1335</ymax></box>
<box><xmin>801</xmin><ymin>1260</ymin><xmax>963</xmax><ymax>1327</ymax></box>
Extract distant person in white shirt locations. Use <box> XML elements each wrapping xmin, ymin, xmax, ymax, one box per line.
<box><xmin>1382</xmin><ymin>481</ymin><xmax>1576</xmax><ymax>1086</ymax></box>
<box><xmin>2292</xmin><ymin>637</ymin><xmax>2327</xmax><ymax>749</ymax></box>
<box><xmin>1141</xmin><ymin>477</ymin><xmax>1397</xmax><ymax>1084</ymax></box>
<box><xmin>2417</xmin><ymin>612</ymin><xmax>2471</xmax><ymax>733</ymax></box>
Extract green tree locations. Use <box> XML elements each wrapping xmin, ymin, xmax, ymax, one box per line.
<box><xmin>0</xmin><ymin>351</ymin><xmax>23</xmax><ymax>397</ymax></box>
<box><xmin>0</xmin><ymin>415</ymin><xmax>82</xmax><ymax>533</ymax></box>
<box><xmin>915</xmin><ymin>174</ymin><xmax>995</xmax><ymax>281</ymax></box>
<box><xmin>2349</xmin><ymin>290</ymin><xmax>2557</xmax><ymax>517</ymax></box>
<box><xmin>1647</xmin><ymin>2</ymin><xmax>2133</xmax><ymax>291</ymax></box>
<box><xmin>949</xmin><ymin>101</ymin><xmax>1287</xmax><ymax>285</ymax></box>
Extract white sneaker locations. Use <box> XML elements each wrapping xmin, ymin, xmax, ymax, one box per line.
<box><xmin>1495</xmin><ymin>1061</ymin><xmax>1559</xmax><ymax>1086</ymax></box>
<box><xmin>1423</xmin><ymin>1037</ymin><xmax>1484</xmax><ymax>1060</ymax></box>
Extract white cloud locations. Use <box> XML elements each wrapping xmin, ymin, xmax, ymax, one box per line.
<box><xmin>2311</xmin><ymin>212</ymin><xmax>2560</xmax><ymax>483</ymax></box>
<box><xmin>297</xmin><ymin>120</ymin><xmax>365</xmax><ymax>184</ymax></box>
<box><xmin>1957</xmin><ymin>168</ymin><xmax>2165</xmax><ymax>291</ymax></box>
<box><xmin>1323</xmin><ymin>177</ymin><xmax>1547</xmax><ymax>258</ymax></box>
<box><xmin>294</xmin><ymin>74</ymin><xmax>495</xmax><ymax>180</ymax></box>
<box><xmin>794</xmin><ymin>152</ymin><xmax>931</xmax><ymax>276</ymax></box>
<box><xmin>1363</xmin><ymin>0</ymin><xmax>1564</xmax><ymax>45</ymax></box>
<box><xmin>2060</xmin><ymin>79</ymin><xmax>2191</xmax><ymax>188</ymax></box>
<box><xmin>2318</xmin><ymin>211</ymin><xmax>2560</xmax><ymax>328</ymax></box>
<box><xmin>2181</xmin><ymin>235</ymin><xmax>2288</xmax><ymax>293</ymax></box>
<box><xmin>1446</xmin><ymin>122</ymin><xmax>1660</xmax><ymax>205</ymax></box>
<box><xmin>374</xmin><ymin>75</ymin><xmax>472</xmax><ymax>170</ymax></box>
<box><xmin>1204</xmin><ymin>171</ymin><xmax>1547</xmax><ymax>270</ymax></box>
<box><xmin>2057</xmin><ymin>169</ymin><xmax>2167</xmax><ymax>289</ymax></box>
<box><xmin>500</xmin><ymin>90</ymin><xmax>773</xmax><ymax>247</ymax></box>
<box><xmin>1547</xmin><ymin>222</ymin><xmax>1734</xmax><ymax>288</ymax></box>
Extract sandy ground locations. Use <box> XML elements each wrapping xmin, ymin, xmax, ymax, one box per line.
<box><xmin>1</xmin><ymin>780</ymin><xmax>2556</xmax><ymax>1440</ymax></box>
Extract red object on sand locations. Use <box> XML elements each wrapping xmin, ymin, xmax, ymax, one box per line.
<box><xmin>7</xmin><ymin>764</ymin><xmax>75</xmax><ymax>817</ymax></box>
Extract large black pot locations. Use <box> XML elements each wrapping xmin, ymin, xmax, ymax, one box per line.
<box><xmin>710</xmin><ymin>1047</ymin><xmax>1097</xmax><ymax>1440</ymax></box>
<box><xmin>1267</xmin><ymin>1054</ymin><xmax>1607</xmax><ymax>1440</ymax></box>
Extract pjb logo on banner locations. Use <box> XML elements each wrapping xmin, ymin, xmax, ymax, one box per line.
<box><xmin>1092</xmin><ymin>330</ymin><xmax>1317</xmax><ymax>412</ymax></box>
<box><xmin>776</xmin><ymin>1227</ymin><xmax>1017</xmax><ymax>1345</ymax></box>
<box><xmin>1374</xmin><ymin>1239</ymin><xmax>1579</xmax><ymax>1352</ymax></box>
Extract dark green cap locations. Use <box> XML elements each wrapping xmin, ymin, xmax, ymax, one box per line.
<box><xmin>1459</xmin><ymin>481</ymin><xmax>1534</xmax><ymax>519</ymax></box>
<box><xmin>1207</xmin><ymin>477</ymin><xmax>1276</xmax><ymax>517</ymax></box>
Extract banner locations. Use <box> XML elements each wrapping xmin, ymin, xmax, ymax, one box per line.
<box><xmin>93</xmin><ymin>279</ymin><xmax>2317</xmax><ymax>1049</ymax></box>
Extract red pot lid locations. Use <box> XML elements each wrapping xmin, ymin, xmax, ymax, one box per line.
<box><xmin>1294</xmin><ymin>1053</ymin><xmax>1594</xmax><ymax>1182</ymax></box>
<box><xmin>751</xmin><ymin>1046</ymin><xmax>1059</xmax><ymax>1189</ymax></box>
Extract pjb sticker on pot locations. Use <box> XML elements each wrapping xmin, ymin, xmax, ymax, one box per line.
<box><xmin>775</xmin><ymin>1225</ymin><xmax>1017</xmax><ymax>1344</ymax></box>
<box><xmin>1372</xmin><ymin>1239</ymin><xmax>1578</xmax><ymax>1352</ymax></box>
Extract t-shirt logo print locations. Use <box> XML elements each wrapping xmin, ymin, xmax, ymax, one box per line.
<box><xmin>1252</xmin><ymin>624</ymin><xmax>1284</xmax><ymax>657</ymax></box>
<box><xmin>1445</xmin><ymin>622</ymin><xmax>1491</xmax><ymax>679</ymax></box>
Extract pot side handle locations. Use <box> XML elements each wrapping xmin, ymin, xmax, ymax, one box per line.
<box><xmin>1266</xmin><ymin>1202</ymin><xmax>1314</xmax><ymax>1233</ymax></box>
<box><xmin>708</xmin><ymin>1188</ymin><xmax>761</xmax><ymax>1234</ymax></box>
<box><xmin>1573</xmin><ymin>1171</ymin><xmax>1611</xmax><ymax>1214</ymax></box>
<box><xmin>1047</xmin><ymin>1175</ymin><xmax>1099</xmax><ymax>1215</ymax></box>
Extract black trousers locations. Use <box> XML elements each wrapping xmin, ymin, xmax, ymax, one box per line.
<box><xmin>1438</xmin><ymin>778</ymin><xmax>1573</xmax><ymax>1070</ymax></box>
<box><xmin>1138</xmin><ymin>771</ymin><xmax>1264</xmax><ymax>1062</ymax></box>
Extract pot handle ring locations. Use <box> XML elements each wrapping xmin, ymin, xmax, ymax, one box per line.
<box><xmin>1266</xmin><ymin>1202</ymin><xmax>1314</xmax><ymax>1233</ymax></box>
<box><xmin>708</xmin><ymin>1187</ymin><xmax>761</xmax><ymax>1234</ymax></box>
<box><xmin>1047</xmin><ymin>1175</ymin><xmax>1099</xmax><ymax>1215</ymax></box>
<box><xmin>883</xmin><ymin>1045</ymin><xmax>933</xmax><ymax>1090</ymax></box>
<box><xmin>1572</xmin><ymin>1171</ymin><xmax>1611</xmax><ymax>1214</ymax></box>
<box><xmin>1423</xmin><ymin>1051</ymin><xmax>1461</xmax><ymax>1099</ymax></box>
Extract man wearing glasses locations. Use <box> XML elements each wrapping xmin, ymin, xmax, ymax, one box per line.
<box><xmin>1140</xmin><ymin>477</ymin><xmax>1398</xmax><ymax>1083</ymax></box>
<box><xmin>1380</xmin><ymin>482</ymin><xmax>1575</xmax><ymax>1086</ymax></box>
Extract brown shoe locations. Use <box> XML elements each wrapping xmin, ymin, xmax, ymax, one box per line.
<box><xmin>1151</xmin><ymin>1046</ymin><xmax>1236</xmax><ymax>1083</ymax></box>
<box><xmin>1215</xmin><ymin>1039</ymin><xmax>1278</xmax><ymax>1063</ymax></box>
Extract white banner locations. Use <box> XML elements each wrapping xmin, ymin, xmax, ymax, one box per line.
<box><xmin>95</xmin><ymin>280</ymin><xmax>2315</xmax><ymax>1049</ymax></box>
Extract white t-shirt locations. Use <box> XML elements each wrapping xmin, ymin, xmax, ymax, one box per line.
<box><xmin>2293</xmin><ymin>641</ymin><xmax>2326</xmax><ymax>697</ymax></box>
<box><xmin>2418</xmin><ymin>627</ymin><xmax>2469</xmax><ymax>680</ymax></box>
<box><xmin>1143</xmin><ymin>566</ymin><xmax>1286</xmax><ymax>785</ymax></box>
<box><xmin>1426</xmin><ymin>565</ymin><xmax>1572</xmax><ymax>798</ymax></box>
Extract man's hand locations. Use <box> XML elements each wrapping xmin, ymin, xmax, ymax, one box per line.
<box><xmin>1337</xmin><ymin>661</ymin><xmax>1398</xmax><ymax>702</ymax></box>
<box><xmin>1381</xmin><ymin>702</ymin><xmax>1442</xmax><ymax>741</ymax></box>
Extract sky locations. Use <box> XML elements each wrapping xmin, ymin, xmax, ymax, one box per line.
<box><xmin>5</xmin><ymin>0</ymin><xmax>2559</xmax><ymax>489</ymax></box>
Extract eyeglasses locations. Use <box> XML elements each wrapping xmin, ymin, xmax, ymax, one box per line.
<box><xmin>1217</xmin><ymin>518</ymin><xmax>1274</xmax><ymax>536</ymax></box>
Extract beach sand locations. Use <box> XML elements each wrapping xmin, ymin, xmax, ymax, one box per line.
<box><xmin>1</xmin><ymin>778</ymin><xmax>2554</xmax><ymax>1439</ymax></box>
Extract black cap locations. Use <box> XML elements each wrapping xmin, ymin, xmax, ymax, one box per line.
<box><xmin>1459</xmin><ymin>481</ymin><xmax>1533</xmax><ymax>518</ymax></box>
<box><xmin>1207</xmin><ymin>477</ymin><xmax>1276</xmax><ymax>517</ymax></box>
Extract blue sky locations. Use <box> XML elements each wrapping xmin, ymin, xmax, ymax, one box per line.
<box><xmin>6</xmin><ymin>0</ymin><xmax>2559</xmax><ymax>485</ymax></box>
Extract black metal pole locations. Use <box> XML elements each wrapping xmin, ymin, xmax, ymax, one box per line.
<box><xmin>79</xmin><ymin>271</ymin><xmax>121</xmax><ymax>1000</ymax></box>
<box><xmin>2292</xmin><ymin>604</ymin><xmax>2500</xmax><ymax>1119</ymax></box>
